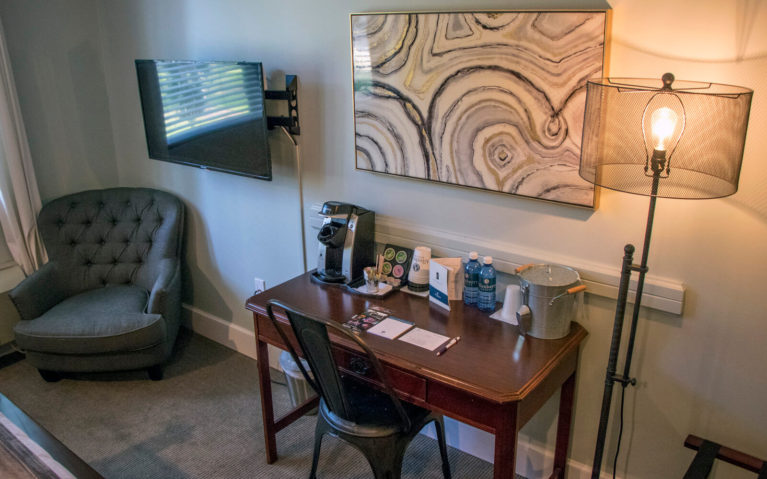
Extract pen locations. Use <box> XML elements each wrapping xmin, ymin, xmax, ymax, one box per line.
<box><xmin>435</xmin><ymin>336</ymin><xmax>461</xmax><ymax>356</ymax></box>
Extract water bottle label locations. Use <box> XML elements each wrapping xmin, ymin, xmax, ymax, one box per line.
<box><xmin>477</xmin><ymin>276</ymin><xmax>496</xmax><ymax>311</ymax></box>
<box><xmin>478</xmin><ymin>277</ymin><xmax>495</xmax><ymax>292</ymax></box>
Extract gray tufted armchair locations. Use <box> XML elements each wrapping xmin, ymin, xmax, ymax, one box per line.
<box><xmin>9</xmin><ymin>187</ymin><xmax>184</xmax><ymax>381</ymax></box>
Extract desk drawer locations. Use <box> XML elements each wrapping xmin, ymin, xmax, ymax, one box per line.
<box><xmin>334</xmin><ymin>347</ymin><xmax>426</xmax><ymax>402</ymax></box>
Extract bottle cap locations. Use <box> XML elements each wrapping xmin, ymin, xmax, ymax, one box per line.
<box><xmin>469</xmin><ymin>251</ymin><xmax>478</xmax><ymax>260</ymax></box>
<box><xmin>483</xmin><ymin>256</ymin><xmax>493</xmax><ymax>265</ymax></box>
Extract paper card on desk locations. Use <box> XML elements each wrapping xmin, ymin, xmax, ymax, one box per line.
<box><xmin>343</xmin><ymin>312</ymin><xmax>382</xmax><ymax>333</ymax></box>
<box><xmin>367</xmin><ymin>317</ymin><xmax>414</xmax><ymax>339</ymax></box>
<box><xmin>398</xmin><ymin>328</ymin><xmax>450</xmax><ymax>351</ymax></box>
<box><xmin>429</xmin><ymin>258</ymin><xmax>463</xmax><ymax>311</ymax></box>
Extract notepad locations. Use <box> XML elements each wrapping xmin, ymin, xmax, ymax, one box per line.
<box><xmin>367</xmin><ymin>317</ymin><xmax>414</xmax><ymax>339</ymax></box>
<box><xmin>398</xmin><ymin>328</ymin><xmax>450</xmax><ymax>351</ymax></box>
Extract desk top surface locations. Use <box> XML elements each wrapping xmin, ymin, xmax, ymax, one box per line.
<box><xmin>246</xmin><ymin>272</ymin><xmax>587</xmax><ymax>403</ymax></box>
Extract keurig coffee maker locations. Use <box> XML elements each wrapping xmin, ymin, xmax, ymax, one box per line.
<box><xmin>315</xmin><ymin>201</ymin><xmax>374</xmax><ymax>284</ymax></box>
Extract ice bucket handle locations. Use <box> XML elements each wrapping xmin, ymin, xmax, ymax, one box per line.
<box><xmin>548</xmin><ymin>284</ymin><xmax>587</xmax><ymax>306</ymax></box>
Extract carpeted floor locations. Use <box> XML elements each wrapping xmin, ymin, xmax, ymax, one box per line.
<box><xmin>0</xmin><ymin>330</ymin><xmax>500</xmax><ymax>478</ymax></box>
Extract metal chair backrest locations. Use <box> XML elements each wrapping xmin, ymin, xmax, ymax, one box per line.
<box><xmin>266</xmin><ymin>299</ymin><xmax>411</xmax><ymax>430</ymax></box>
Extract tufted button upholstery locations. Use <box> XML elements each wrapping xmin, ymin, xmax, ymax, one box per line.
<box><xmin>38</xmin><ymin>188</ymin><xmax>183</xmax><ymax>292</ymax></box>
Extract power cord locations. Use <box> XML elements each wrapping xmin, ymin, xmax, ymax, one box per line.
<box><xmin>278</xmin><ymin>126</ymin><xmax>307</xmax><ymax>273</ymax></box>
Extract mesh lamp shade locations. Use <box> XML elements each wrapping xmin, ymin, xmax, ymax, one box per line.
<box><xmin>580</xmin><ymin>75</ymin><xmax>753</xmax><ymax>199</ymax></box>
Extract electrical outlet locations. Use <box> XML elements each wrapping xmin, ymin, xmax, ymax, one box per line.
<box><xmin>254</xmin><ymin>277</ymin><xmax>266</xmax><ymax>295</ymax></box>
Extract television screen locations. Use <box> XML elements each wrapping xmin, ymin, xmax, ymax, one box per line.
<box><xmin>135</xmin><ymin>59</ymin><xmax>271</xmax><ymax>180</ymax></box>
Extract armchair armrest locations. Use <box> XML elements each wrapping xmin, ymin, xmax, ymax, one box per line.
<box><xmin>147</xmin><ymin>258</ymin><xmax>180</xmax><ymax>315</ymax></box>
<box><xmin>8</xmin><ymin>262</ymin><xmax>69</xmax><ymax>321</ymax></box>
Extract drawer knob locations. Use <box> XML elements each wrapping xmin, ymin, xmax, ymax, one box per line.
<box><xmin>349</xmin><ymin>357</ymin><xmax>371</xmax><ymax>376</ymax></box>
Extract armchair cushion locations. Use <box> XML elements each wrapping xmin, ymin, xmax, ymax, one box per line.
<box><xmin>14</xmin><ymin>285</ymin><xmax>164</xmax><ymax>355</ymax></box>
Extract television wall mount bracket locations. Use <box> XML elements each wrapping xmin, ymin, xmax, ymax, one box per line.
<box><xmin>265</xmin><ymin>75</ymin><xmax>300</xmax><ymax>135</ymax></box>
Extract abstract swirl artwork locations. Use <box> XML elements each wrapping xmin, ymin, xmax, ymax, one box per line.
<box><xmin>351</xmin><ymin>11</ymin><xmax>607</xmax><ymax>207</ymax></box>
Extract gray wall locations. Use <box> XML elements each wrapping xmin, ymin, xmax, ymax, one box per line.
<box><xmin>1</xmin><ymin>1</ymin><xmax>766</xmax><ymax>477</ymax></box>
<box><xmin>0</xmin><ymin>0</ymin><xmax>119</xmax><ymax>199</ymax></box>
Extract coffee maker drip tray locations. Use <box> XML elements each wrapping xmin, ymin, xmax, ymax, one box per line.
<box><xmin>312</xmin><ymin>270</ymin><xmax>347</xmax><ymax>284</ymax></box>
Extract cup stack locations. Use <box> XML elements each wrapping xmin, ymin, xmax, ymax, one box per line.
<box><xmin>407</xmin><ymin>246</ymin><xmax>431</xmax><ymax>292</ymax></box>
<box><xmin>499</xmin><ymin>285</ymin><xmax>522</xmax><ymax>324</ymax></box>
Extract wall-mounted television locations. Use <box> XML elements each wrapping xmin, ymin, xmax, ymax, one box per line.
<box><xmin>135</xmin><ymin>59</ymin><xmax>272</xmax><ymax>180</ymax></box>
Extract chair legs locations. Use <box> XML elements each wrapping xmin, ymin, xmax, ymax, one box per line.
<box><xmin>147</xmin><ymin>364</ymin><xmax>164</xmax><ymax>381</ymax></box>
<box><xmin>310</xmin><ymin>414</ymin><xmax>330</xmax><ymax>479</ymax></box>
<box><xmin>433</xmin><ymin>416</ymin><xmax>452</xmax><ymax>479</ymax></box>
<box><xmin>359</xmin><ymin>436</ymin><xmax>406</xmax><ymax>479</ymax></box>
<box><xmin>38</xmin><ymin>369</ymin><xmax>61</xmax><ymax>382</ymax></box>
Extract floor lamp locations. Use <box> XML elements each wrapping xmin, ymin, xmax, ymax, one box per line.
<box><xmin>578</xmin><ymin>73</ymin><xmax>753</xmax><ymax>479</ymax></box>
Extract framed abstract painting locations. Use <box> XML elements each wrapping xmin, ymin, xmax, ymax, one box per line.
<box><xmin>351</xmin><ymin>11</ymin><xmax>607</xmax><ymax>207</ymax></box>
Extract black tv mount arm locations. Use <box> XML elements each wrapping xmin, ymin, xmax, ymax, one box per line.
<box><xmin>265</xmin><ymin>75</ymin><xmax>300</xmax><ymax>135</ymax></box>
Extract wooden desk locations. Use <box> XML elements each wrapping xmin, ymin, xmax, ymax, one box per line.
<box><xmin>246</xmin><ymin>272</ymin><xmax>587</xmax><ymax>479</ymax></box>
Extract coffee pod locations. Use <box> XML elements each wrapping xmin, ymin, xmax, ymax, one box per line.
<box><xmin>407</xmin><ymin>246</ymin><xmax>431</xmax><ymax>292</ymax></box>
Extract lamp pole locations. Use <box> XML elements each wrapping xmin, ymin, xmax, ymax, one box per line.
<box><xmin>591</xmin><ymin>156</ymin><xmax>664</xmax><ymax>478</ymax></box>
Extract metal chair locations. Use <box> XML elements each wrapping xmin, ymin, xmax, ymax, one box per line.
<box><xmin>266</xmin><ymin>299</ymin><xmax>451</xmax><ymax>479</ymax></box>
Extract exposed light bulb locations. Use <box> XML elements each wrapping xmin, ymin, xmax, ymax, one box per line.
<box><xmin>650</xmin><ymin>107</ymin><xmax>678</xmax><ymax>151</ymax></box>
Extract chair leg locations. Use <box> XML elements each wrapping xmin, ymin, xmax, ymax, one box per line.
<box><xmin>357</xmin><ymin>436</ymin><xmax>407</xmax><ymax>479</ymax></box>
<box><xmin>390</xmin><ymin>441</ymin><xmax>408</xmax><ymax>479</ymax></box>
<box><xmin>310</xmin><ymin>415</ymin><xmax>329</xmax><ymax>479</ymax></box>
<box><xmin>38</xmin><ymin>369</ymin><xmax>61</xmax><ymax>382</ymax></box>
<box><xmin>147</xmin><ymin>364</ymin><xmax>164</xmax><ymax>381</ymax></box>
<box><xmin>368</xmin><ymin>443</ymin><xmax>399</xmax><ymax>479</ymax></box>
<box><xmin>433</xmin><ymin>416</ymin><xmax>452</xmax><ymax>479</ymax></box>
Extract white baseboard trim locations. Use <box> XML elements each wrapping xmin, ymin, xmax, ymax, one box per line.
<box><xmin>422</xmin><ymin>418</ymin><xmax>601</xmax><ymax>479</ymax></box>
<box><xmin>181</xmin><ymin>303</ymin><xmax>282</xmax><ymax>369</ymax></box>
<box><xmin>183</xmin><ymin>303</ymin><xmax>606</xmax><ymax>479</ymax></box>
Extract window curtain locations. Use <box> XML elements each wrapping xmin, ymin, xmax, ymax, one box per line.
<box><xmin>0</xmin><ymin>18</ymin><xmax>46</xmax><ymax>275</ymax></box>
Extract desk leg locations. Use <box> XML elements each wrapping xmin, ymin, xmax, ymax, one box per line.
<box><xmin>552</xmin><ymin>372</ymin><xmax>576</xmax><ymax>479</ymax></box>
<box><xmin>256</xmin><ymin>336</ymin><xmax>278</xmax><ymax>463</ymax></box>
<box><xmin>493</xmin><ymin>403</ymin><xmax>519</xmax><ymax>479</ymax></box>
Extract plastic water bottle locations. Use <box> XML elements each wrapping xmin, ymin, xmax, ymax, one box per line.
<box><xmin>463</xmin><ymin>251</ymin><xmax>481</xmax><ymax>306</ymax></box>
<box><xmin>478</xmin><ymin>256</ymin><xmax>497</xmax><ymax>312</ymax></box>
